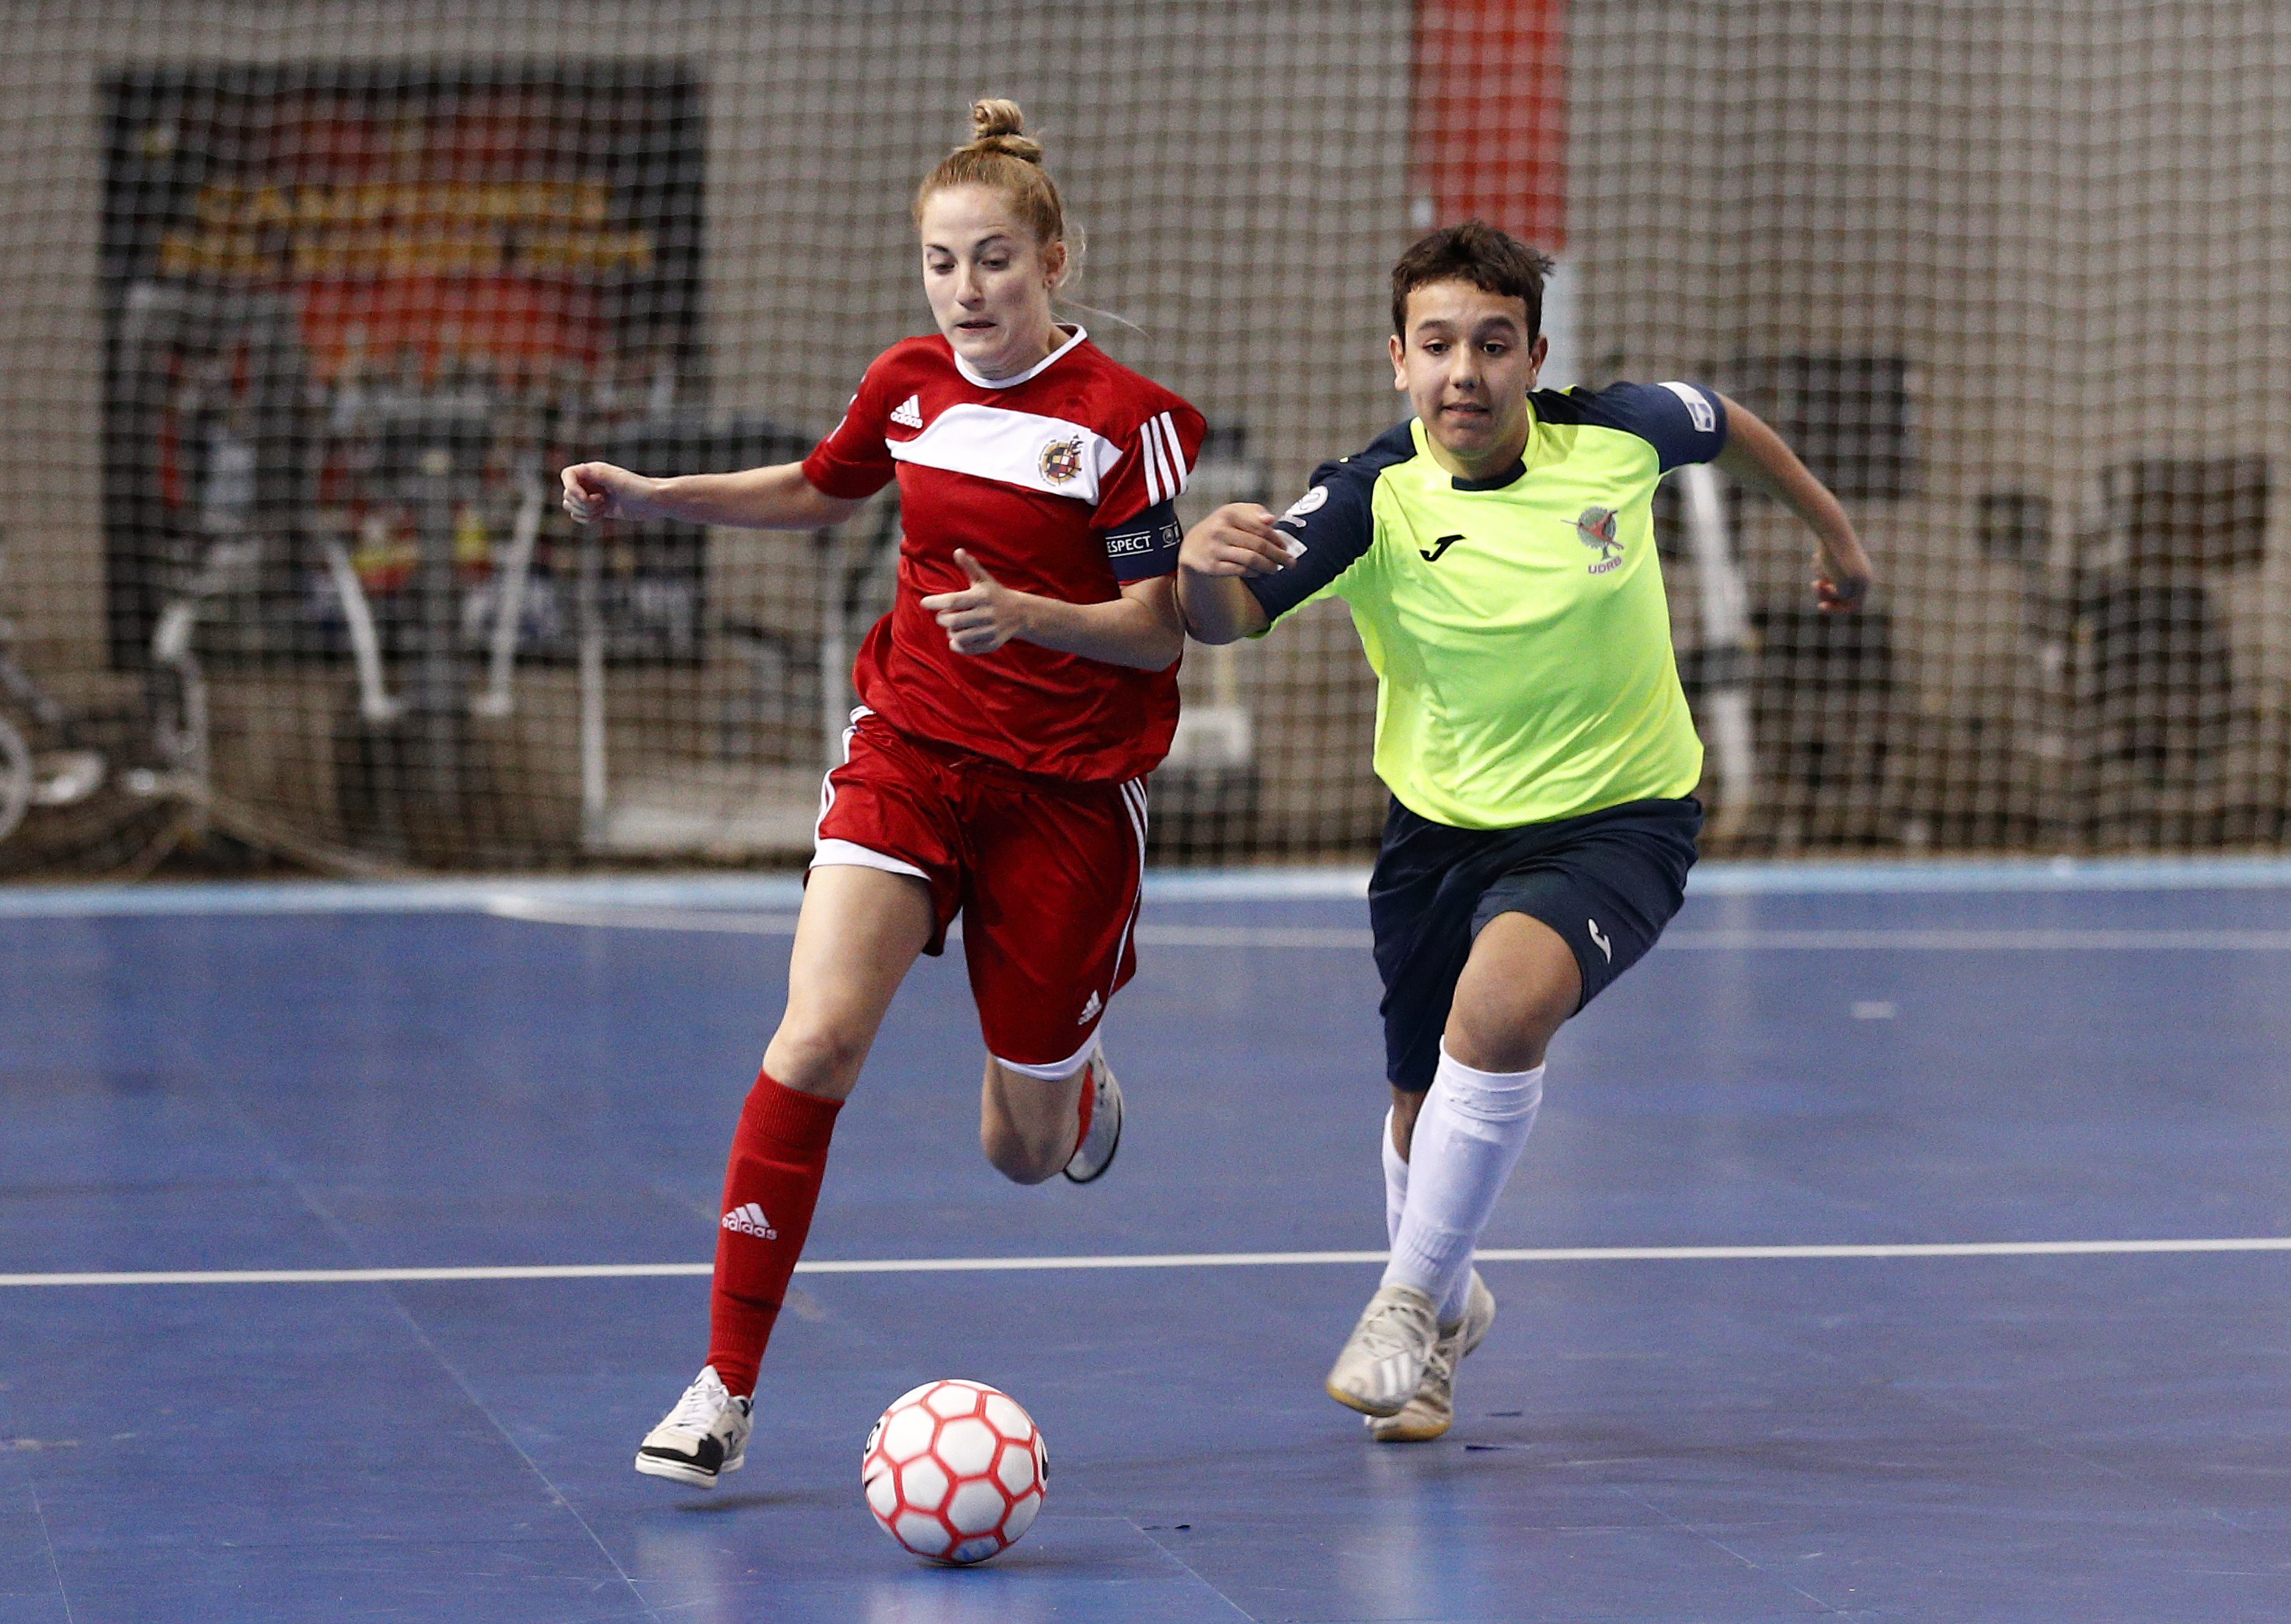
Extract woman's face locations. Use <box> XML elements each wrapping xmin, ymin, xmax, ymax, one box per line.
<box><xmin>917</xmin><ymin>184</ymin><xmax>1067</xmax><ymax>380</ymax></box>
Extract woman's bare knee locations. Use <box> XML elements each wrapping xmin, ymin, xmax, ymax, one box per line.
<box><xmin>980</xmin><ymin>1114</ymin><xmax>1064</xmax><ymax>1184</ymax></box>
<box><xmin>978</xmin><ymin>1057</ymin><xmax>1081</xmax><ymax>1184</ymax></box>
<box><xmin>761</xmin><ymin>864</ymin><xmax>931</xmax><ymax>1100</ymax></box>
<box><xmin>762</xmin><ymin>1019</ymin><xmax>869</xmax><ymax>1100</ymax></box>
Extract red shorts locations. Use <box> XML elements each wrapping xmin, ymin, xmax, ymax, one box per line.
<box><xmin>812</xmin><ymin>710</ymin><xmax>1147</xmax><ymax>1073</ymax></box>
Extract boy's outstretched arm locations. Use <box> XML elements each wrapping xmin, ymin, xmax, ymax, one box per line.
<box><xmin>1177</xmin><ymin>503</ymin><xmax>1283</xmax><ymax>644</ymax></box>
<box><xmin>1712</xmin><ymin>395</ymin><xmax>1875</xmax><ymax>613</ymax></box>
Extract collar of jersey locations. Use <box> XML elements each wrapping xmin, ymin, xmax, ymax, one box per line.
<box><xmin>1450</xmin><ymin>457</ymin><xmax>1526</xmax><ymax>492</ymax></box>
<box><xmin>949</xmin><ymin>324</ymin><xmax>1089</xmax><ymax>390</ymax></box>
<box><xmin>1415</xmin><ymin>397</ymin><xmax>1551</xmax><ymax>492</ymax></box>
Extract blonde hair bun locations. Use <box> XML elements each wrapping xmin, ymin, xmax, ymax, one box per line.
<box><xmin>914</xmin><ymin>97</ymin><xmax>1065</xmax><ymax>244</ymax></box>
<box><xmin>967</xmin><ymin>98</ymin><xmax>1043</xmax><ymax>165</ymax></box>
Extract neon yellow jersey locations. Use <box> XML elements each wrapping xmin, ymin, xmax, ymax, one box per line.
<box><xmin>1247</xmin><ymin>383</ymin><xmax>1725</xmax><ymax>829</ymax></box>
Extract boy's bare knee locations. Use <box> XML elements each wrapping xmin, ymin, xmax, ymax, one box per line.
<box><xmin>1444</xmin><ymin>965</ymin><xmax>1573</xmax><ymax>1073</ymax></box>
<box><xmin>1443</xmin><ymin>913</ymin><xmax>1579</xmax><ymax>1073</ymax></box>
<box><xmin>1445</xmin><ymin>997</ymin><xmax>1563</xmax><ymax>1073</ymax></box>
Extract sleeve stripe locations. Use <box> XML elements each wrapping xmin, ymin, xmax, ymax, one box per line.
<box><xmin>1140</xmin><ymin>416</ymin><xmax>1167</xmax><ymax>506</ymax></box>
<box><xmin>1149</xmin><ymin>414</ymin><xmax>1179</xmax><ymax>506</ymax></box>
<box><xmin>1158</xmin><ymin>412</ymin><xmax>1189</xmax><ymax>497</ymax></box>
<box><xmin>1142</xmin><ymin>414</ymin><xmax>1166</xmax><ymax>500</ymax></box>
<box><xmin>1657</xmin><ymin>381</ymin><xmax>1719</xmax><ymax>436</ymax></box>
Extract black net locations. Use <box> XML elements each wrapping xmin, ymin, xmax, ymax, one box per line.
<box><xmin>0</xmin><ymin>2</ymin><xmax>2282</xmax><ymax>875</ymax></box>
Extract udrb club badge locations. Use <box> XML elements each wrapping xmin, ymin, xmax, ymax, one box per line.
<box><xmin>1577</xmin><ymin>506</ymin><xmax>1623</xmax><ymax>574</ymax></box>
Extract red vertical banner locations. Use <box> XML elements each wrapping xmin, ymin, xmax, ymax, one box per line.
<box><xmin>1412</xmin><ymin>0</ymin><xmax>1568</xmax><ymax>252</ymax></box>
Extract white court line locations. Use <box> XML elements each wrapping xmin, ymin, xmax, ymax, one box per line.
<box><xmin>484</xmin><ymin>898</ymin><xmax>798</xmax><ymax>935</ymax></box>
<box><xmin>483</xmin><ymin>897</ymin><xmax>1371</xmax><ymax>949</ymax></box>
<box><xmin>1661</xmin><ymin>928</ymin><xmax>2291</xmax><ymax>951</ymax></box>
<box><xmin>0</xmin><ymin>1264</ymin><xmax>718</xmax><ymax>1287</ymax></box>
<box><xmin>1134</xmin><ymin>923</ymin><xmax>1373</xmax><ymax>949</ymax></box>
<box><xmin>483</xmin><ymin>900</ymin><xmax>2291</xmax><ymax>953</ymax></box>
<box><xmin>7</xmin><ymin>1236</ymin><xmax>2290</xmax><ymax>1288</ymax></box>
<box><xmin>9</xmin><ymin>856</ymin><xmax>2291</xmax><ymax>920</ymax></box>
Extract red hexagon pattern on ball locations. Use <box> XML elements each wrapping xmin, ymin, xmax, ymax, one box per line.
<box><xmin>861</xmin><ymin>1379</ymin><xmax>1049</xmax><ymax>1564</ymax></box>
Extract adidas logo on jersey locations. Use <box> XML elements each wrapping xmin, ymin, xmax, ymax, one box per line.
<box><xmin>720</xmin><ymin>1203</ymin><xmax>778</xmax><ymax>1240</ymax></box>
<box><xmin>1077</xmin><ymin>990</ymin><xmax>1103</xmax><ymax>1024</ymax></box>
<box><xmin>889</xmin><ymin>394</ymin><xmax>924</xmax><ymax>429</ymax></box>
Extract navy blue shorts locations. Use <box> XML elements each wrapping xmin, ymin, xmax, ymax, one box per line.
<box><xmin>1368</xmin><ymin>795</ymin><xmax>1702</xmax><ymax>1094</ymax></box>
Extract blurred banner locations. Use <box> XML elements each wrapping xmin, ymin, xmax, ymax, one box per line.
<box><xmin>99</xmin><ymin>64</ymin><xmax>705</xmax><ymax>671</ymax></box>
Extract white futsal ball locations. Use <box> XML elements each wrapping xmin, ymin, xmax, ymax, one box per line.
<box><xmin>861</xmin><ymin>1379</ymin><xmax>1048</xmax><ymax>1564</ymax></box>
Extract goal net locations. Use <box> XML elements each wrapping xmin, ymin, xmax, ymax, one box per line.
<box><xmin>0</xmin><ymin>2</ymin><xmax>2282</xmax><ymax>875</ymax></box>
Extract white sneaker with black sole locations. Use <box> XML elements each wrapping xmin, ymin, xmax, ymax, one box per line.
<box><xmin>1062</xmin><ymin>1048</ymin><xmax>1123</xmax><ymax>1184</ymax></box>
<box><xmin>635</xmin><ymin>1365</ymin><xmax>751</xmax><ymax>1487</ymax></box>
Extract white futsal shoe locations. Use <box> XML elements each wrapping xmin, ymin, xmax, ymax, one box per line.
<box><xmin>1061</xmin><ymin>1047</ymin><xmax>1124</xmax><ymax>1184</ymax></box>
<box><xmin>634</xmin><ymin>1365</ymin><xmax>751</xmax><ymax>1488</ymax></box>
<box><xmin>1367</xmin><ymin>1270</ymin><xmax>1496</xmax><ymax>1442</ymax></box>
<box><xmin>1324</xmin><ymin>1282</ymin><xmax>1442</xmax><ymax>1417</ymax></box>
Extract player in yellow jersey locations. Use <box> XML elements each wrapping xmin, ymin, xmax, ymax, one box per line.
<box><xmin>1179</xmin><ymin>221</ymin><xmax>1873</xmax><ymax>1440</ymax></box>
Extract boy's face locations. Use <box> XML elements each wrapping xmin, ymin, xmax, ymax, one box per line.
<box><xmin>1389</xmin><ymin>279</ymin><xmax>1547</xmax><ymax>478</ymax></box>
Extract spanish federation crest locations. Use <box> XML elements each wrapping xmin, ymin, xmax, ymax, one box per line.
<box><xmin>1577</xmin><ymin>506</ymin><xmax>1623</xmax><ymax>574</ymax></box>
<box><xmin>1039</xmin><ymin>436</ymin><xmax>1085</xmax><ymax>485</ymax></box>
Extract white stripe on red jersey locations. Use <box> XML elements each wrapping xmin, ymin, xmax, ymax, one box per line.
<box><xmin>1142</xmin><ymin>414</ymin><xmax>1171</xmax><ymax>505</ymax></box>
<box><xmin>799</xmin><ymin>329</ymin><xmax>1206</xmax><ymax>784</ymax></box>
<box><xmin>1157</xmin><ymin>413</ymin><xmax>1189</xmax><ymax>498</ymax></box>
<box><xmin>1140</xmin><ymin>419</ymin><xmax>1164</xmax><ymax>506</ymax></box>
<box><xmin>886</xmin><ymin>402</ymin><xmax>1123</xmax><ymax>503</ymax></box>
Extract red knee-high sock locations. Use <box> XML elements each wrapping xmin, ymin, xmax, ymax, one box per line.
<box><xmin>707</xmin><ymin>1071</ymin><xmax>841</xmax><ymax>1399</ymax></box>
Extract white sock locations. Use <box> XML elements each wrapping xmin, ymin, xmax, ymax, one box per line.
<box><xmin>1381</xmin><ymin>1108</ymin><xmax>1409</xmax><ymax>1246</ymax></box>
<box><xmin>1436</xmin><ymin>1246</ymin><xmax>1478</xmax><ymax>1328</ymax></box>
<box><xmin>1381</xmin><ymin>1042</ymin><xmax>1544</xmax><ymax>1326</ymax></box>
<box><xmin>1385</xmin><ymin>1104</ymin><xmax>1474</xmax><ymax>1325</ymax></box>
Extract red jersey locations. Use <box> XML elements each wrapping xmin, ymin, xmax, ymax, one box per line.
<box><xmin>802</xmin><ymin>328</ymin><xmax>1205</xmax><ymax>784</ymax></box>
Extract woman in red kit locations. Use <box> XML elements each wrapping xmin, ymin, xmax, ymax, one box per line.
<box><xmin>562</xmin><ymin>99</ymin><xmax>1203</xmax><ymax>1488</ymax></box>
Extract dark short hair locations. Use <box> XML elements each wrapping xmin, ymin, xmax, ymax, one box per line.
<box><xmin>1390</xmin><ymin>220</ymin><xmax>1555</xmax><ymax>339</ymax></box>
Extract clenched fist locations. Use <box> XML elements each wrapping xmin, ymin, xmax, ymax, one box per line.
<box><xmin>560</xmin><ymin>462</ymin><xmax>661</xmax><ymax>525</ymax></box>
<box><xmin>1179</xmin><ymin>503</ymin><xmax>1295</xmax><ymax>579</ymax></box>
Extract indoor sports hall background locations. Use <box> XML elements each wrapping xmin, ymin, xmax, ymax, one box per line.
<box><xmin>0</xmin><ymin>0</ymin><xmax>2283</xmax><ymax>878</ymax></box>
<box><xmin>7</xmin><ymin>9</ymin><xmax>2291</xmax><ymax>1624</ymax></box>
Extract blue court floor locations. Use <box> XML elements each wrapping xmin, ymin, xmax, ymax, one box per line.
<box><xmin>2</xmin><ymin>864</ymin><xmax>2289</xmax><ymax>1622</ymax></box>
